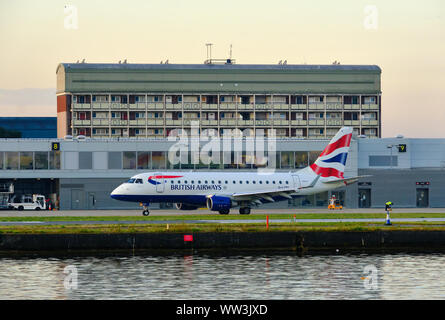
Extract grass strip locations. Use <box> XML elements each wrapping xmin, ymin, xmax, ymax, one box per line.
<box><xmin>1</xmin><ymin>222</ymin><xmax>445</xmax><ymax>234</ymax></box>
<box><xmin>1</xmin><ymin>212</ymin><xmax>445</xmax><ymax>222</ymax></box>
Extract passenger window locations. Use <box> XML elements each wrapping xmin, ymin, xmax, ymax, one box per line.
<box><xmin>279</xmin><ymin>181</ymin><xmax>282</xmax><ymax>184</ymax></box>
<box><xmin>225</xmin><ymin>181</ymin><xmax>228</xmax><ymax>184</ymax></box>
<box><xmin>253</xmin><ymin>181</ymin><xmax>256</xmax><ymax>184</ymax></box>
<box><xmin>272</xmin><ymin>181</ymin><xmax>276</xmax><ymax>184</ymax></box>
<box><xmin>286</xmin><ymin>181</ymin><xmax>289</xmax><ymax>184</ymax></box>
<box><xmin>259</xmin><ymin>181</ymin><xmax>263</xmax><ymax>184</ymax></box>
<box><xmin>218</xmin><ymin>180</ymin><xmax>221</xmax><ymax>184</ymax></box>
<box><xmin>266</xmin><ymin>181</ymin><xmax>269</xmax><ymax>184</ymax></box>
<box><xmin>233</xmin><ymin>181</ymin><xmax>236</xmax><ymax>184</ymax></box>
<box><xmin>198</xmin><ymin>180</ymin><xmax>201</xmax><ymax>184</ymax></box>
<box><xmin>246</xmin><ymin>181</ymin><xmax>249</xmax><ymax>184</ymax></box>
<box><xmin>191</xmin><ymin>180</ymin><xmax>194</xmax><ymax>184</ymax></box>
<box><xmin>211</xmin><ymin>180</ymin><xmax>215</xmax><ymax>184</ymax></box>
<box><xmin>239</xmin><ymin>181</ymin><xmax>243</xmax><ymax>184</ymax></box>
<box><xmin>184</xmin><ymin>180</ymin><xmax>188</xmax><ymax>184</ymax></box>
<box><xmin>205</xmin><ymin>180</ymin><xmax>208</xmax><ymax>184</ymax></box>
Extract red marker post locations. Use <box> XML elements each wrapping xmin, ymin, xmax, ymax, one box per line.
<box><xmin>266</xmin><ymin>215</ymin><xmax>269</xmax><ymax>230</ymax></box>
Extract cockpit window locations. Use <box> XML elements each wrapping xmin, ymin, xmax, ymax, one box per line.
<box><xmin>135</xmin><ymin>179</ymin><xmax>143</xmax><ymax>184</ymax></box>
<box><xmin>126</xmin><ymin>178</ymin><xmax>136</xmax><ymax>183</ymax></box>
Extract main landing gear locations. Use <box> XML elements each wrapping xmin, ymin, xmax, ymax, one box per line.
<box><xmin>218</xmin><ymin>209</ymin><xmax>230</xmax><ymax>215</ymax></box>
<box><xmin>142</xmin><ymin>204</ymin><xmax>150</xmax><ymax>216</ymax></box>
<box><xmin>239</xmin><ymin>207</ymin><xmax>251</xmax><ymax>215</ymax></box>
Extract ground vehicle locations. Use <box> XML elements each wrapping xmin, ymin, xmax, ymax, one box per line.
<box><xmin>8</xmin><ymin>194</ymin><xmax>46</xmax><ymax>211</ymax></box>
<box><xmin>328</xmin><ymin>196</ymin><xmax>343</xmax><ymax>210</ymax></box>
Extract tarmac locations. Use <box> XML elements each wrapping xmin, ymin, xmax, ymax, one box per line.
<box><xmin>0</xmin><ymin>207</ymin><xmax>444</xmax><ymax>217</ymax></box>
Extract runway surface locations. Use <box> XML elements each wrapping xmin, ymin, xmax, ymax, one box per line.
<box><xmin>1</xmin><ymin>207</ymin><xmax>444</xmax><ymax>217</ymax></box>
<box><xmin>1</xmin><ymin>208</ymin><xmax>445</xmax><ymax>226</ymax></box>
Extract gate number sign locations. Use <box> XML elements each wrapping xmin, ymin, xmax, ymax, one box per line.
<box><xmin>51</xmin><ymin>142</ymin><xmax>60</xmax><ymax>151</ymax></box>
<box><xmin>398</xmin><ymin>144</ymin><xmax>406</xmax><ymax>152</ymax></box>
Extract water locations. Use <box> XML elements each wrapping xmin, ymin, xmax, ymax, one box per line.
<box><xmin>0</xmin><ymin>252</ymin><xmax>444</xmax><ymax>300</ymax></box>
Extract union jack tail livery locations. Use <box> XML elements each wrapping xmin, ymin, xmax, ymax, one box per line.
<box><xmin>310</xmin><ymin>127</ymin><xmax>353</xmax><ymax>180</ymax></box>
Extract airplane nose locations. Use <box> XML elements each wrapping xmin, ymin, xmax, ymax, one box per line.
<box><xmin>110</xmin><ymin>185</ymin><xmax>123</xmax><ymax>199</ymax></box>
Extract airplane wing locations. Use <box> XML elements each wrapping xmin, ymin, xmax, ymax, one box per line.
<box><xmin>213</xmin><ymin>174</ymin><xmax>323</xmax><ymax>205</ymax></box>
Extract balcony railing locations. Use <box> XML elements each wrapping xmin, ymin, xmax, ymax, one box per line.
<box><xmin>308</xmin><ymin>103</ymin><xmax>324</xmax><ymax>110</ymax></box>
<box><xmin>326</xmin><ymin>119</ymin><xmax>342</xmax><ymax>126</ymax></box>
<box><xmin>219</xmin><ymin>103</ymin><xmax>237</xmax><ymax>110</ymax></box>
<box><xmin>72</xmin><ymin>103</ymin><xmax>91</xmax><ymax>109</ymax></box>
<box><xmin>343</xmin><ymin>104</ymin><xmax>360</xmax><ymax>110</ymax></box>
<box><xmin>308</xmin><ymin>119</ymin><xmax>325</xmax><ymax>126</ymax></box>
<box><xmin>92</xmin><ymin>119</ymin><xmax>110</xmax><ymax>126</ymax></box>
<box><xmin>73</xmin><ymin>119</ymin><xmax>91</xmax><ymax>126</ymax></box>
<box><xmin>291</xmin><ymin>104</ymin><xmax>307</xmax><ymax>110</ymax></box>
<box><xmin>291</xmin><ymin>120</ymin><xmax>307</xmax><ymax>126</ymax></box>
<box><xmin>361</xmin><ymin>119</ymin><xmax>378</xmax><ymax>125</ymax></box>
<box><xmin>361</xmin><ymin>104</ymin><xmax>379</xmax><ymax>110</ymax></box>
<box><xmin>201</xmin><ymin>104</ymin><xmax>218</xmax><ymax>110</ymax></box>
<box><xmin>273</xmin><ymin>120</ymin><xmax>289</xmax><ymax>126</ymax></box>
<box><xmin>92</xmin><ymin>102</ymin><xmax>110</xmax><ymax>109</ymax></box>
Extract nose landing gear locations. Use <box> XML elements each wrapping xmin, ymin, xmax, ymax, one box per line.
<box><xmin>142</xmin><ymin>203</ymin><xmax>150</xmax><ymax>216</ymax></box>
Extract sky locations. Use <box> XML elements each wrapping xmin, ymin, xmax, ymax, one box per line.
<box><xmin>0</xmin><ymin>0</ymin><xmax>443</xmax><ymax>138</ymax></box>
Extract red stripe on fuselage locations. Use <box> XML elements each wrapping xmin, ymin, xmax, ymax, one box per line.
<box><xmin>310</xmin><ymin>163</ymin><xmax>344</xmax><ymax>178</ymax></box>
<box><xmin>148</xmin><ymin>175</ymin><xmax>183</xmax><ymax>180</ymax></box>
<box><xmin>319</xmin><ymin>133</ymin><xmax>352</xmax><ymax>157</ymax></box>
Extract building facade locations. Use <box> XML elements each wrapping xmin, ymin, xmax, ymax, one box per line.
<box><xmin>56</xmin><ymin>63</ymin><xmax>381</xmax><ymax>140</ymax></box>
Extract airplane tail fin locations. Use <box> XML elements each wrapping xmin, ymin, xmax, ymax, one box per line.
<box><xmin>309</xmin><ymin>127</ymin><xmax>353</xmax><ymax>181</ymax></box>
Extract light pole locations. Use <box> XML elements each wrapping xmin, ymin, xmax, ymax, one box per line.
<box><xmin>386</xmin><ymin>144</ymin><xmax>397</xmax><ymax>169</ymax></box>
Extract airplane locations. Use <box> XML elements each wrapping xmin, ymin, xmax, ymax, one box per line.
<box><xmin>111</xmin><ymin>127</ymin><xmax>363</xmax><ymax>216</ymax></box>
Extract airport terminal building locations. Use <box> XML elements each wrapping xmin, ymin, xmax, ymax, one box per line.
<box><xmin>0</xmin><ymin>136</ymin><xmax>444</xmax><ymax>210</ymax></box>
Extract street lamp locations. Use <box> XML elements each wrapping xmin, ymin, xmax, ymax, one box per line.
<box><xmin>387</xmin><ymin>144</ymin><xmax>396</xmax><ymax>169</ymax></box>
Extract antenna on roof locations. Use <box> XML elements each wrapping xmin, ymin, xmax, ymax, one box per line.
<box><xmin>81</xmin><ymin>59</ymin><xmax>85</xmax><ymax>63</ymax></box>
<box><xmin>204</xmin><ymin>43</ymin><xmax>213</xmax><ymax>64</ymax></box>
<box><xmin>278</xmin><ymin>60</ymin><xmax>282</xmax><ymax>65</ymax></box>
<box><xmin>283</xmin><ymin>60</ymin><xmax>287</xmax><ymax>65</ymax></box>
<box><xmin>123</xmin><ymin>59</ymin><xmax>127</xmax><ymax>64</ymax></box>
<box><xmin>164</xmin><ymin>59</ymin><xmax>169</xmax><ymax>64</ymax></box>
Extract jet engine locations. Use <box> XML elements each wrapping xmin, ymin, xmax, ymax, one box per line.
<box><xmin>206</xmin><ymin>196</ymin><xmax>232</xmax><ymax>211</ymax></box>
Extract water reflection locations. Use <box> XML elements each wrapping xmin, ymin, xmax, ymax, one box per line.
<box><xmin>0</xmin><ymin>252</ymin><xmax>444</xmax><ymax>300</ymax></box>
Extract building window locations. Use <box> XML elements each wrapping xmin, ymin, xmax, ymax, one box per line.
<box><xmin>35</xmin><ymin>152</ymin><xmax>49</xmax><ymax>170</ymax></box>
<box><xmin>79</xmin><ymin>152</ymin><xmax>93</xmax><ymax>169</ymax></box>
<box><xmin>123</xmin><ymin>151</ymin><xmax>136</xmax><ymax>170</ymax></box>
<box><xmin>152</xmin><ymin>151</ymin><xmax>166</xmax><ymax>169</ymax></box>
<box><xmin>137</xmin><ymin>151</ymin><xmax>151</xmax><ymax>169</ymax></box>
<box><xmin>20</xmin><ymin>152</ymin><xmax>33</xmax><ymax>170</ymax></box>
<box><xmin>49</xmin><ymin>151</ymin><xmax>61</xmax><ymax>170</ymax></box>
<box><xmin>5</xmin><ymin>152</ymin><xmax>19</xmax><ymax>170</ymax></box>
<box><xmin>369</xmin><ymin>156</ymin><xmax>398</xmax><ymax>167</ymax></box>
<box><xmin>108</xmin><ymin>152</ymin><xmax>122</xmax><ymax>169</ymax></box>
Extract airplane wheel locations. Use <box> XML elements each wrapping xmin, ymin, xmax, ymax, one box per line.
<box><xmin>142</xmin><ymin>210</ymin><xmax>150</xmax><ymax>216</ymax></box>
<box><xmin>219</xmin><ymin>209</ymin><xmax>230</xmax><ymax>215</ymax></box>
<box><xmin>239</xmin><ymin>207</ymin><xmax>251</xmax><ymax>215</ymax></box>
